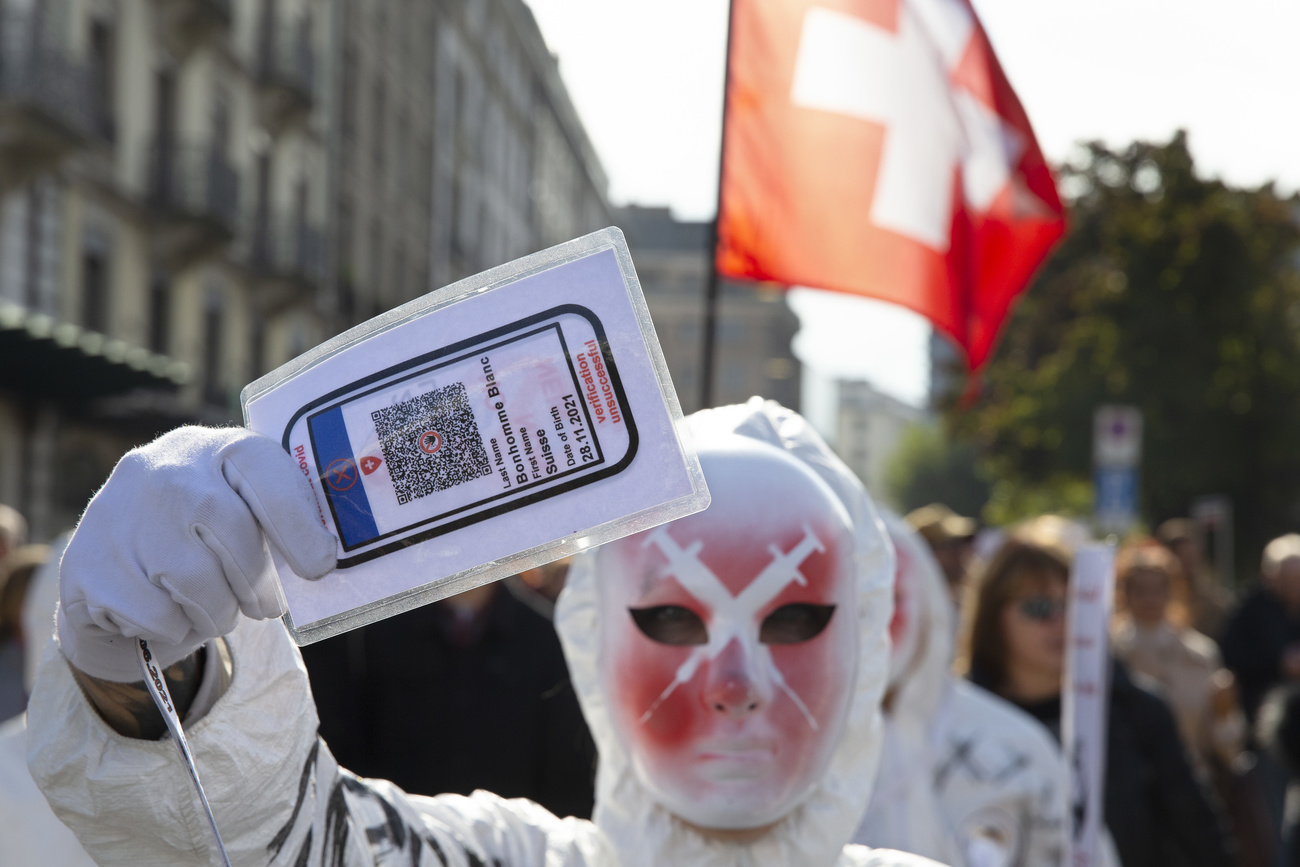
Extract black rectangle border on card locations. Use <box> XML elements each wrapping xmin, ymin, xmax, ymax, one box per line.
<box><xmin>283</xmin><ymin>303</ymin><xmax>639</xmax><ymax>567</ymax></box>
<box><xmin>305</xmin><ymin>321</ymin><xmax>608</xmax><ymax>552</ymax></box>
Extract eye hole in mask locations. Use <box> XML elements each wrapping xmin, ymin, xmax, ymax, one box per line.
<box><xmin>759</xmin><ymin>603</ymin><xmax>837</xmax><ymax>645</ymax></box>
<box><xmin>629</xmin><ymin>605</ymin><xmax>709</xmax><ymax>646</ymax></box>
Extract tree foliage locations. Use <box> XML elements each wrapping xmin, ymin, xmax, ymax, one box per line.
<box><xmin>886</xmin><ymin>424</ymin><xmax>991</xmax><ymax>518</ymax></box>
<box><xmin>947</xmin><ymin>132</ymin><xmax>1300</xmax><ymax>566</ymax></box>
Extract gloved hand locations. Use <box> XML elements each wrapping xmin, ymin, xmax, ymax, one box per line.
<box><xmin>57</xmin><ymin>426</ymin><xmax>337</xmax><ymax>681</ymax></box>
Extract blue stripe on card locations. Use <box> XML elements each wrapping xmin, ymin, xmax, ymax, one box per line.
<box><xmin>309</xmin><ymin>407</ymin><xmax>380</xmax><ymax>547</ymax></box>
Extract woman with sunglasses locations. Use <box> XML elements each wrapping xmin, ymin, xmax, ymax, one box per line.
<box><xmin>955</xmin><ymin>518</ymin><xmax>1233</xmax><ymax>867</ymax></box>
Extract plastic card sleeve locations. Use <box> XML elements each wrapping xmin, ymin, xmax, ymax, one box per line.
<box><xmin>242</xmin><ymin>228</ymin><xmax>710</xmax><ymax>644</ymax></box>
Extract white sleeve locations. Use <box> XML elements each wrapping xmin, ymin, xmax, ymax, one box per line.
<box><xmin>841</xmin><ymin>843</ymin><xmax>952</xmax><ymax>865</ymax></box>
<box><xmin>26</xmin><ymin>615</ymin><xmax>609</xmax><ymax>867</ymax></box>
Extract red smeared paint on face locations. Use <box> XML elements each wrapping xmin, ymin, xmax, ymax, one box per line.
<box><xmin>599</xmin><ymin>458</ymin><xmax>859</xmax><ymax>830</ymax></box>
<box><xmin>615</xmin><ymin>527</ymin><xmax>845</xmax><ymax>751</ymax></box>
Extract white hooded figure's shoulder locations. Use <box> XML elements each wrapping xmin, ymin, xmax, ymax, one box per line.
<box><xmin>841</xmin><ymin>844</ymin><xmax>951</xmax><ymax>866</ymax></box>
<box><xmin>945</xmin><ymin>680</ymin><xmax>1062</xmax><ymax>766</ymax></box>
<box><xmin>935</xmin><ymin>680</ymin><xmax>1069</xmax><ymax>867</ymax></box>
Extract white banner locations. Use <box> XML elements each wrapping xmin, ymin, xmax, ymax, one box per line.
<box><xmin>1063</xmin><ymin>543</ymin><xmax>1115</xmax><ymax>867</ymax></box>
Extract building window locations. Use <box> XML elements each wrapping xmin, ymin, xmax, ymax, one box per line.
<box><xmin>148</xmin><ymin>271</ymin><xmax>170</xmax><ymax>354</ymax></box>
<box><xmin>369</xmin><ymin>218</ymin><xmax>382</xmax><ymax>293</ymax></box>
<box><xmin>337</xmin><ymin>194</ymin><xmax>354</xmax><ymax>274</ymax></box>
<box><xmin>457</xmin><ymin>63</ymin><xmax>484</xmax><ymax>155</ymax></box>
<box><xmin>372</xmin><ymin>79</ymin><xmax>386</xmax><ymax>175</ymax></box>
<box><xmin>340</xmin><ymin>43</ymin><xmax>358</xmax><ymax>152</ymax></box>
<box><xmin>396</xmin><ymin>112</ymin><xmax>409</xmax><ymax>194</ymax></box>
<box><xmin>24</xmin><ymin>185</ymin><xmax>43</xmax><ymax>310</ymax></box>
<box><xmin>338</xmin><ymin>276</ymin><xmax>356</xmax><ymax>323</ymax></box>
<box><xmin>89</xmin><ymin>19</ymin><xmax>115</xmax><ymax>141</ymax></box>
<box><xmin>81</xmin><ymin>231</ymin><xmax>110</xmax><ymax>334</ymax></box>
<box><xmin>392</xmin><ymin>244</ymin><xmax>405</xmax><ymax>302</ymax></box>
<box><xmin>202</xmin><ymin>286</ymin><xmax>224</xmax><ymax>406</ymax></box>
<box><xmin>253</xmin><ymin>150</ymin><xmax>272</xmax><ymax>264</ymax></box>
<box><xmin>417</xmin><ymin>133</ymin><xmax>432</xmax><ymax>205</ymax></box>
<box><xmin>212</xmin><ymin>86</ymin><xmax>232</xmax><ymax>159</ymax></box>
<box><xmin>293</xmin><ymin>178</ymin><xmax>308</xmax><ymax>267</ymax></box>
<box><xmin>250</xmin><ymin>313</ymin><xmax>266</xmax><ymax>378</ymax></box>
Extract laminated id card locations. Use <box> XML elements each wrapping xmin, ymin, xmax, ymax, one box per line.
<box><xmin>243</xmin><ymin>228</ymin><xmax>709</xmax><ymax>643</ymax></box>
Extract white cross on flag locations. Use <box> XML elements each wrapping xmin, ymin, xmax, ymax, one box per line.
<box><xmin>716</xmin><ymin>0</ymin><xmax>1066</xmax><ymax>370</ymax></box>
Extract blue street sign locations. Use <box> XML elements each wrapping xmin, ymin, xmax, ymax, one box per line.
<box><xmin>1095</xmin><ymin>466</ymin><xmax>1138</xmax><ymax>533</ymax></box>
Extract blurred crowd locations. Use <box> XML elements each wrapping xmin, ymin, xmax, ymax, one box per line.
<box><xmin>883</xmin><ymin>505</ymin><xmax>1300</xmax><ymax>867</ymax></box>
<box><xmin>10</xmin><ymin>482</ymin><xmax>1300</xmax><ymax>866</ymax></box>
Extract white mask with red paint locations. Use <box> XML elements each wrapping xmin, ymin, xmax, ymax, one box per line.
<box><xmin>597</xmin><ymin>438</ymin><xmax>858</xmax><ymax>829</ymax></box>
<box><xmin>556</xmin><ymin>399</ymin><xmax>897</xmax><ymax>867</ymax></box>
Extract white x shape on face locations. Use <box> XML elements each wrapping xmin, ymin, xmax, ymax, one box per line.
<box><xmin>637</xmin><ymin>525</ymin><xmax>827</xmax><ymax>729</ymax></box>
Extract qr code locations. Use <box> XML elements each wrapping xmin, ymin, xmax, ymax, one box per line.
<box><xmin>371</xmin><ymin>382</ymin><xmax>491</xmax><ymax>505</ymax></box>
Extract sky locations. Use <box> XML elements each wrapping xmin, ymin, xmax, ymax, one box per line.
<box><xmin>524</xmin><ymin>0</ymin><xmax>1300</xmax><ymax>423</ymax></box>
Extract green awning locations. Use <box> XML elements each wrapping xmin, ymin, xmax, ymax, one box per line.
<box><xmin>0</xmin><ymin>304</ymin><xmax>189</xmax><ymax>400</ymax></box>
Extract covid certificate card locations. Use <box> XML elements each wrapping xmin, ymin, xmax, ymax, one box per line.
<box><xmin>242</xmin><ymin>228</ymin><xmax>709</xmax><ymax>643</ymax></box>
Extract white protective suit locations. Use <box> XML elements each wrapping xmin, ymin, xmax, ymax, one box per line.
<box><xmin>853</xmin><ymin>513</ymin><xmax>1069</xmax><ymax>867</ymax></box>
<box><xmin>27</xmin><ymin>399</ymin><xmax>943</xmax><ymax>867</ymax></box>
<box><xmin>0</xmin><ymin>532</ymin><xmax>96</xmax><ymax>867</ymax></box>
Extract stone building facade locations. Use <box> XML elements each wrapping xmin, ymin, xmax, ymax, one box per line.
<box><xmin>332</xmin><ymin>0</ymin><xmax>609</xmax><ymax>331</ymax></box>
<box><xmin>0</xmin><ymin>0</ymin><xmax>332</xmax><ymax>538</ymax></box>
<box><xmin>0</xmin><ymin>0</ymin><xmax>610</xmax><ymax>539</ymax></box>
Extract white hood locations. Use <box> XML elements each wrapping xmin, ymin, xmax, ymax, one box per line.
<box><xmin>855</xmin><ymin>511</ymin><xmax>963</xmax><ymax>863</ymax></box>
<box><xmin>881</xmin><ymin>511</ymin><xmax>956</xmax><ymax>727</ymax></box>
<box><xmin>556</xmin><ymin>398</ymin><xmax>896</xmax><ymax>866</ymax></box>
<box><xmin>855</xmin><ymin>515</ymin><xmax>1074</xmax><ymax>867</ymax></box>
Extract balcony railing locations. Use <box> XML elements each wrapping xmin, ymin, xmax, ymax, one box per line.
<box><xmin>250</xmin><ymin>214</ymin><xmax>325</xmax><ymax>285</ymax></box>
<box><xmin>256</xmin><ymin>21</ymin><xmax>314</xmax><ymax>104</ymax></box>
<box><xmin>0</xmin><ymin>10</ymin><xmax>95</xmax><ymax>142</ymax></box>
<box><xmin>145</xmin><ymin>141</ymin><xmax>239</xmax><ymax>232</ymax></box>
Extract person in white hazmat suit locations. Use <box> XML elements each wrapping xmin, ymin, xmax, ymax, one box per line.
<box><xmin>27</xmin><ymin>398</ymin><xmax>946</xmax><ymax>867</ymax></box>
<box><xmin>0</xmin><ymin>531</ymin><xmax>97</xmax><ymax>866</ymax></box>
<box><xmin>853</xmin><ymin>512</ymin><xmax>1069</xmax><ymax>867</ymax></box>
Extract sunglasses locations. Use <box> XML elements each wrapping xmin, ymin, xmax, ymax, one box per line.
<box><xmin>1014</xmin><ymin>595</ymin><xmax>1068</xmax><ymax>621</ymax></box>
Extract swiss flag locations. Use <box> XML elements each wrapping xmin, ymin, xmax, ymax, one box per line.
<box><xmin>716</xmin><ymin>0</ymin><xmax>1066</xmax><ymax>370</ymax></box>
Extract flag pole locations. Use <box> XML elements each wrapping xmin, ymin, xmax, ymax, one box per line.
<box><xmin>699</xmin><ymin>0</ymin><xmax>736</xmax><ymax>411</ymax></box>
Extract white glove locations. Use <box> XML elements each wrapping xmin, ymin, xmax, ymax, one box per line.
<box><xmin>57</xmin><ymin>426</ymin><xmax>337</xmax><ymax>681</ymax></box>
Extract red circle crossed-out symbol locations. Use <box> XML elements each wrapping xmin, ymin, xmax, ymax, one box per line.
<box><xmin>326</xmin><ymin>458</ymin><xmax>358</xmax><ymax>491</ymax></box>
<box><xmin>419</xmin><ymin>430</ymin><xmax>442</xmax><ymax>455</ymax></box>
